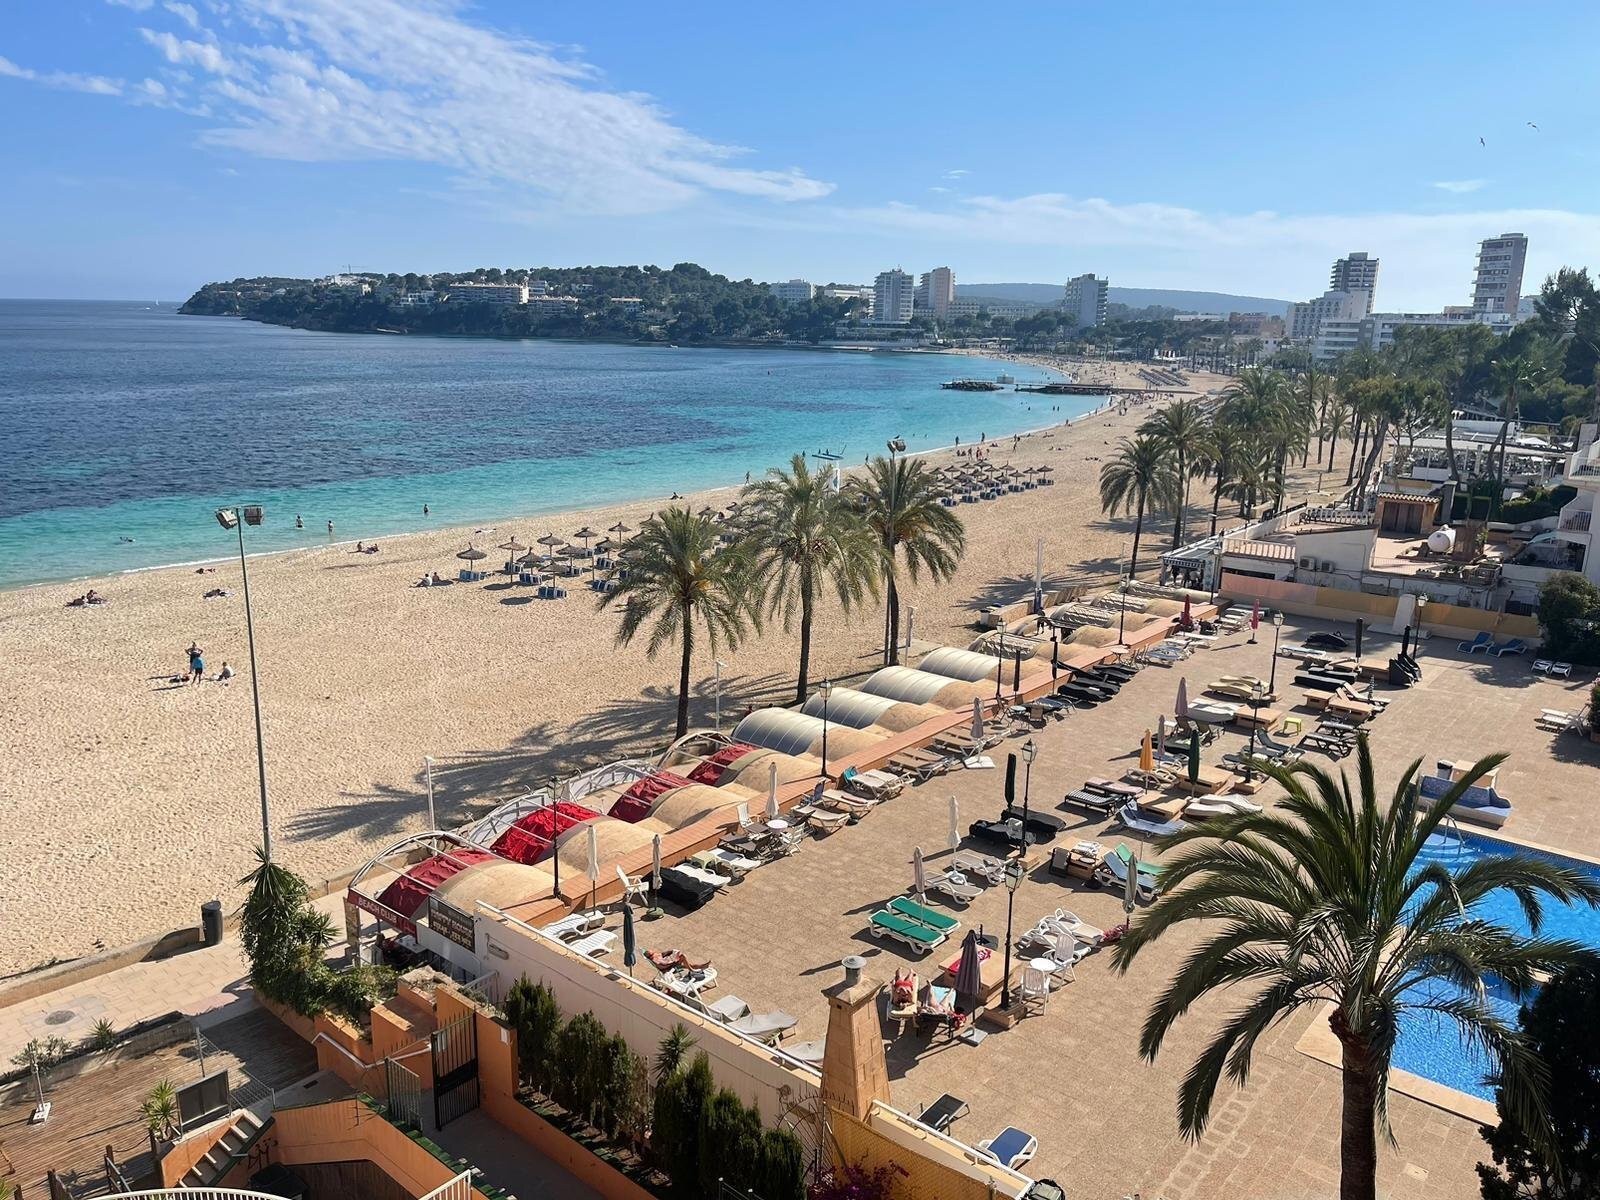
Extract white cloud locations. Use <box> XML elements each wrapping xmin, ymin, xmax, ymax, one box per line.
<box><xmin>1432</xmin><ymin>179</ymin><xmax>1487</xmax><ymax>194</ymax></box>
<box><xmin>942</xmin><ymin>168</ymin><xmax>969</xmax><ymax>180</ymax></box>
<box><xmin>94</xmin><ymin>0</ymin><xmax>833</xmax><ymax>215</ymax></box>
<box><xmin>106</xmin><ymin>0</ymin><xmax>156</xmax><ymax>10</ymax></box>
<box><xmin>0</xmin><ymin>54</ymin><xmax>122</xmax><ymax>95</ymax></box>
<box><xmin>164</xmin><ymin>1</ymin><xmax>202</xmax><ymax>29</ymax></box>
<box><xmin>834</xmin><ymin>192</ymin><xmax>1600</xmax><ymax>310</ymax></box>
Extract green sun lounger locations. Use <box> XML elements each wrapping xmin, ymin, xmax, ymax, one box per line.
<box><xmin>1112</xmin><ymin>843</ymin><xmax>1165</xmax><ymax>879</ymax></box>
<box><xmin>888</xmin><ymin>895</ymin><xmax>961</xmax><ymax>932</ymax></box>
<box><xmin>869</xmin><ymin>910</ymin><xmax>946</xmax><ymax>952</ymax></box>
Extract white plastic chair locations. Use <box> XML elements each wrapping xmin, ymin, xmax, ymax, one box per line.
<box><xmin>615</xmin><ymin>865</ymin><xmax>648</xmax><ymax>908</ymax></box>
<box><xmin>1020</xmin><ymin>967</ymin><xmax>1051</xmax><ymax>1011</ymax></box>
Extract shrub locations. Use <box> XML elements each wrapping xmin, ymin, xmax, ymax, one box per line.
<box><xmin>654</xmin><ymin>1051</ymin><xmax>714</xmax><ymax>1198</ymax></box>
<box><xmin>140</xmin><ymin>1080</ymin><xmax>180</xmax><ymax>1141</ymax></box>
<box><xmin>810</xmin><ymin>1162</ymin><xmax>900</xmax><ymax>1200</ymax></box>
<box><xmin>1538</xmin><ymin>575</ymin><xmax>1600</xmax><ymax>665</ymax></box>
<box><xmin>556</xmin><ymin>1012</ymin><xmax>608</xmax><ymax>1123</ymax></box>
<box><xmin>697</xmin><ymin>1088</ymin><xmax>762</xmax><ymax>1193</ymax></box>
<box><xmin>755</xmin><ymin>1127</ymin><xmax>807</xmax><ymax>1200</ymax></box>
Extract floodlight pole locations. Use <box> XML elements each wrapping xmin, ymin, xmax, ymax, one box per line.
<box><xmin>224</xmin><ymin>506</ymin><xmax>274</xmax><ymax>862</ymax></box>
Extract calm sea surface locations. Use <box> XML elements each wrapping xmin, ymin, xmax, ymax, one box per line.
<box><xmin>0</xmin><ymin>300</ymin><xmax>1081</xmax><ymax>589</ymax></box>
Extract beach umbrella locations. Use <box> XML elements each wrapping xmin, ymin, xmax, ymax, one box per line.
<box><xmin>1156</xmin><ymin>716</ymin><xmax>1166</xmax><ymax>762</ymax></box>
<box><xmin>651</xmin><ymin>832</ymin><xmax>662</xmax><ymax>891</ymax></box>
<box><xmin>1140</xmin><ymin>730</ymin><xmax>1154</xmax><ymax>774</ymax></box>
<box><xmin>497</xmin><ymin>537</ymin><xmax>527</xmax><ymax>554</ymax></box>
<box><xmin>585</xmin><ymin>823</ymin><xmax>600</xmax><ymax>912</ymax></box>
<box><xmin>1175</xmin><ymin>677</ymin><xmax>1190</xmax><ymax>722</ymax></box>
<box><xmin>572</xmin><ymin>526</ymin><xmax>599</xmax><ymax>549</ymax></box>
<box><xmin>608</xmin><ymin>521</ymin><xmax>633</xmax><ymax>540</ymax></box>
<box><xmin>1250</xmin><ymin>599</ymin><xmax>1261</xmax><ymax>635</ymax></box>
<box><xmin>766</xmin><ymin>760</ymin><xmax>780</xmax><ymax>821</ymax></box>
<box><xmin>948</xmin><ymin>795</ymin><xmax>960</xmax><ymax>854</ymax></box>
<box><xmin>1187</xmin><ymin>735</ymin><xmax>1201</xmax><ymax>785</ymax></box>
<box><xmin>622</xmin><ymin>903</ymin><xmax>637</xmax><ymax>979</ymax></box>
<box><xmin>1123</xmin><ymin>846</ymin><xmax>1140</xmax><ymax>917</ymax></box>
<box><xmin>953</xmin><ymin>930</ymin><xmax>984</xmax><ymax>1006</ymax></box>
<box><xmin>912</xmin><ymin>846</ymin><xmax>926</xmax><ymax>903</ymax></box>
<box><xmin>970</xmin><ymin>697</ymin><xmax>985</xmax><ymax>743</ymax></box>
<box><xmin>456</xmin><ymin>544</ymin><xmax>487</xmax><ymax>562</ymax></box>
<box><xmin>537</xmin><ymin>532</ymin><xmax>565</xmax><ymax>548</ymax></box>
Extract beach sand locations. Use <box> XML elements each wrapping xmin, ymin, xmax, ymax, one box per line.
<box><xmin>0</xmin><ymin>360</ymin><xmax>1235</xmax><ymax>975</ymax></box>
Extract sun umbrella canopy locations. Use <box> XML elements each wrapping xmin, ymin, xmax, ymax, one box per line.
<box><xmin>608</xmin><ymin>522</ymin><xmax>633</xmax><ymax>535</ymax></box>
<box><xmin>497</xmin><ymin>538</ymin><xmax>527</xmax><ymax>552</ymax></box>
<box><xmin>912</xmin><ymin>846</ymin><xmax>926</xmax><ymax>900</ymax></box>
<box><xmin>537</xmin><ymin>532</ymin><xmax>566</xmax><ymax>548</ymax></box>
<box><xmin>456</xmin><ymin>545</ymin><xmax>487</xmax><ymax>561</ymax></box>
<box><xmin>953</xmin><ymin>930</ymin><xmax>984</xmax><ymax>1000</ymax></box>
<box><xmin>1140</xmin><ymin>730</ymin><xmax>1154</xmax><ymax>774</ymax></box>
<box><xmin>1176</xmin><ymin>677</ymin><xmax>1190</xmax><ymax>721</ymax></box>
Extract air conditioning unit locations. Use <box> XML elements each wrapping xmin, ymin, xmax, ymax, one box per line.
<box><xmin>1321</xmin><ymin>561</ymin><xmax>1336</xmax><ymax>573</ymax></box>
<box><xmin>1299</xmin><ymin>556</ymin><xmax>1317</xmax><ymax>569</ymax></box>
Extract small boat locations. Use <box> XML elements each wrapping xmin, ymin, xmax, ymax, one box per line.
<box><xmin>941</xmin><ymin>379</ymin><xmax>1004</xmax><ymax>392</ymax></box>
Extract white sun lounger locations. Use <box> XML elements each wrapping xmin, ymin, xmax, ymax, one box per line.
<box><xmin>567</xmin><ymin>930</ymin><xmax>617</xmax><ymax>958</ymax></box>
<box><xmin>673</xmin><ymin>863</ymin><xmax>730</xmax><ymax>890</ymax></box>
<box><xmin>655</xmin><ymin>966</ymin><xmax>718</xmax><ymax>998</ymax></box>
<box><xmin>920</xmin><ymin>871</ymin><xmax>982</xmax><ymax>905</ymax></box>
<box><xmin>697</xmin><ymin>994</ymin><xmax>797</xmax><ymax>1043</ymax></box>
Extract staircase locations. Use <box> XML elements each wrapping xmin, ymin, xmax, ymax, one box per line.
<box><xmin>177</xmin><ymin>1108</ymin><xmax>270</xmax><ymax>1189</ymax></box>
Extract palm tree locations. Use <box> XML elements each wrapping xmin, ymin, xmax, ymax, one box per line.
<box><xmin>1112</xmin><ymin>739</ymin><xmax>1600</xmax><ymax>1200</ymax></box>
<box><xmin>1488</xmin><ymin>353</ymin><xmax>1541</xmax><ymax>518</ymax></box>
<box><xmin>847</xmin><ymin>456</ymin><xmax>965</xmax><ymax>666</ymax></box>
<box><xmin>1098</xmin><ymin>434</ymin><xmax>1177</xmax><ymax>579</ymax></box>
<box><xmin>602</xmin><ymin>506</ymin><xmax>751</xmax><ymax>739</ymax></box>
<box><xmin>1141</xmin><ymin>398</ymin><xmax>1210</xmax><ymax>549</ymax></box>
<box><xmin>1197</xmin><ymin>420</ymin><xmax>1243</xmax><ymax>535</ymax></box>
<box><xmin>742</xmin><ymin>454</ymin><xmax>877</xmax><ymax>702</ymax></box>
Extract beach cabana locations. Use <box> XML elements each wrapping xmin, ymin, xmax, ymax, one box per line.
<box><xmin>715</xmin><ymin>747</ymin><xmax>820</xmax><ymax>791</ymax></box>
<box><xmin>550</xmin><ymin>817</ymin><xmax>655</xmax><ymax>879</ymax></box>
<box><xmin>608</xmin><ymin>771</ymin><xmax>697</xmax><ymax>822</ymax></box>
<box><xmin>858</xmin><ymin>665</ymin><xmax>994</xmax><ymax>710</ymax></box>
<box><xmin>686</xmin><ymin>742</ymin><xmax>760</xmax><ymax>785</ymax></box>
<box><xmin>918</xmin><ymin>646</ymin><xmax>1005</xmax><ymax>683</ymax></box>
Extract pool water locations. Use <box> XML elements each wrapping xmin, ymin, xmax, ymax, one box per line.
<box><xmin>1392</xmin><ymin>831</ymin><xmax>1600</xmax><ymax>1100</ymax></box>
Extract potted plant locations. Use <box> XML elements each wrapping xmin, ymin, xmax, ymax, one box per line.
<box><xmin>141</xmin><ymin>1079</ymin><xmax>182</xmax><ymax>1152</ymax></box>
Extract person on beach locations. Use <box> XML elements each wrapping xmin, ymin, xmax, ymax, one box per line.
<box><xmin>356</xmin><ymin>541</ymin><xmax>365</xmax><ymax>553</ymax></box>
<box><xmin>295</xmin><ymin>515</ymin><xmax>303</xmax><ymax>529</ymax></box>
<box><xmin>217</xmin><ymin>662</ymin><xmax>235</xmax><ymax>683</ymax></box>
<box><xmin>187</xmin><ymin>643</ymin><xmax>205</xmax><ymax>685</ymax></box>
<box><xmin>327</xmin><ymin>520</ymin><xmax>335</xmax><ymax>536</ymax></box>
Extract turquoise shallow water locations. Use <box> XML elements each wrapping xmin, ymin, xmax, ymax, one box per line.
<box><xmin>0</xmin><ymin>301</ymin><xmax>1080</xmax><ymax>589</ymax></box>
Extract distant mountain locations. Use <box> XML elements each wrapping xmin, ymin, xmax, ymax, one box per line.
<box><xmin>958</xmin><ymin>282</ymin><xmax>1290</xmax><ymax>317</ymax></box>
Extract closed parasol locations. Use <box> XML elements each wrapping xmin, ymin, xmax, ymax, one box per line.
<box><xmin>1175</xmin><ymin>677</ymin><xmax>1190</xmax><ymax>722</ymax></box>
<box><xmin>953</xmin><ymin>930</ymin><xmax>984</xmax><ymax>1004</ymax></box>
<box><xmin>912</xmin><ymin>846</ymin><xmax>926</xmax><ymax>903</ymax></box>
<box><xmin>1140</xmin><ymin>730</ymin><xmax>1154</xmax><ymax>775</ymax></box>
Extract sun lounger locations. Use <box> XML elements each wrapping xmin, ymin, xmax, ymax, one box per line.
<box><xmin>1094</xmin><ymin>851</ymin><xmax>1159</xmax><ymax>900</ymax></box>
<box><xmin>790</xmin><ymin>803</ymin><xmax>849</xmax><ymax>833</ymax></box>
<box><xmin>1532</xmin><ymin>659</ymin><xmax>1554</xmax><ymax>674</ymax></box>
<box><xmin>888</xmin><ymin>895</ymin><xmax>962</xmax><ymax>933</ymax></box>
<box><xmin>969</xmin><ymin>817</ymin><xmax>1044</xmax><ymax>847</ymax></box>
<box><xmin>691</xmin><ymin>848</ymin><xmax>762</xmax><ymax>878</ymax></box>
<box><xmin>1551</xmin><ymin>661</ymin><xmax>1573</xmax><ymax>677</ymax></box>
<box><xmin>544</xmin><ymin>910</ymin><xmax>605</xmax><ymax>940</ymax></box>
<box><xmin>696</xmin><ymin>995</ymin><xmax>796</xmax><ymax>1043</ymax></box>
<box><xmin>951</xmin><ymin>851</ymin><xmax>1006</xmax><ymax>884</ymax></box>
<box><xmin>1458</xmin><ymin>632</ymin><xmax>1492</xmax><ymax>653</ymax></box>
<box><xmin>1117</xmin><ymin>802</ymin><xmax>1186</xmax><ymax>837</ymax></box>
<box><xmin>819</xmin><ymin>788</ymin><xmax>875</xmax><ymax>816</ymax></box>
<box><xmin>1491</xmin><ymin>638</ymin><xmax>1527</xmax><ymax>657</ymax></box>
<box><xmin>842</xmin><ymin>766</ymin><xmax>904</xmax><ymax>800</ymax></box>
<box><xmin>887</xmin><ymin>747</ymin><xmax>953</xmax><ymax>780</ymax></box>
<box><xmin>1062</xmin><ymin>788</ymin><xmax>1117</xmax><ymax>814</ymax></box>
<box><xmin>1019</xmin><ymin>909</ymin><xmax>1104</xmax><ymax>950</ymax></box>
<box><xmin>919</xmin><ymin>871</ymin><xmax>983</xmax><ymax>905</ymax></box>
<box><xmin>654</xmin><ymin>966</ymin><xmax>718</xmax><ymax>997</ymax></box>
<box><xmin>1538</xmin><ymin>708</ymin><xmax>1577</xmax><ymax>731</ymax></box>
<box><xmin>673</xmin><ymin>863</ymin><xmax>731</xmax><ymax>890</ymax></box>
<box><xmin>1301</xmin><ymin>731</ymin><xmax>1353</xmax><ymax>758</ymax></box>
<box><xmin>978</xmin><ymin>1126</ymin><xmax>1039</xmax><ymax>1171</ymax></box>
<box><xmin>869</xmin><ymin>909</ymin><xmax>947</xmax><ymax>954</ymax></box>
<box><xmin>1001</xmin><ymin>805</ymin><xmax>1067</xmax><ymax>838</ymax></box>
<box><xmin>917</xmin><ymin>1093</ymin><xmax>970</xmax><ymax>1134</ymax></box>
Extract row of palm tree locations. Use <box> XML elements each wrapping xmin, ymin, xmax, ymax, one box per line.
<box><xmin>601</xmin><ymin>454</ymin><xmax>965</xmax><ymax>738</ymax></box>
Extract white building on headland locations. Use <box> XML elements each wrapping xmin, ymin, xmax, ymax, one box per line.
<box><xmin>1311</xmin><ymin>308</ymin><xmax>1517</xmax><ymax>363</ymax></box>
<box><xmin>914</xmin><ymin>267</ymin><xmax>956</xmax><ymax>317</ymax></box>
<box><xmin>819</xmin><ymin>284</ymin><xmax>874</xmax><ymax>313</ymax></box>
<box><xmin>446</xmin><ymin>282</ymin><xmax>528</xmax><ymax>305</ymax></box>
<box><xmin>768</xmin><ymin>279</ymin><xmax>815</xmax><ymax>305</ymax></box>
<box><xmin>1063</xmin><ymin>274</ymin><xmax>1108</xmax><ymax>327</ymax></box>
<box><xmin>946</xmin><ymin>297</ymin><xmax>1046</xmax><ymax>321</ymax></box>
<box><xmin>1472</xmin><ymin>233</ymin><xmax>1528</xmax><ymax>315</ymax></box>
<box><xmin>1287</xmin><ymin>288</ymin><xmax>1369</xmax><ymax>343</ymax></box>
<box><xmin>871</xmin><ymin>269</ymin><xmax>915</xmax><ymax>325</ymax></box>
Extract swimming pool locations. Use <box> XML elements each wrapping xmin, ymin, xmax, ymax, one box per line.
<box><xmin>1392</xmin><ymin>830</ymin><xmax>1600</xmax><ymax>1100</ymax></box>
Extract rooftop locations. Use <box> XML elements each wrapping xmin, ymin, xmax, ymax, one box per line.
<box><xmin>613</xmin><ymin>616</ymin><xmax>1598</xmax><ymax>1198</ymax></box>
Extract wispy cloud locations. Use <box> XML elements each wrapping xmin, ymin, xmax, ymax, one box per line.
<box><xmin>941</xmin><ymin>168</ymin><xmax>969</xmax><ymax>180</ymax></box>
<box><xmin>1432</xmin><ymin>179</ymin><xmax>1487</xmax><ymax>194</ymax></box>
<box><xmin>0</xmin><ymin>54</ymin><xmax>122</xmax><ymax>95</ymax></box>
<box><xmin>55</xmin><ymin>0</ymin><xmax>833</xmax><ymax>215</ymax></box>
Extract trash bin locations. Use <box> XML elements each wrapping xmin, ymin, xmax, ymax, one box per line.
<box><xmin>201</xmin><ymin>899</ymin><xmax>223</xmax><ymax>947</ymax></box>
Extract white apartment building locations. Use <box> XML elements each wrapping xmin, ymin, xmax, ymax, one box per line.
<box><xmin>1329</xmin><ymin>253</ymin><xmax>1379</xmax><ymax>312</ymax></box>
<box><xmin>768</xmin><ymin>279</ymin><xmax>815</xmax><ymax>305</ymax></box>
<box><xmin>1311</xmin><ymin>308</ymin><xmax>1515</xmax><ymax>363</ymax></box>
<box><xmin>1312</xmin><ymin>319</ymin><xmax>1365</xmax><ymax>362</ymax></box>
<box><xmin>528</xmin><ymin>295</ymin><xmax>581</xmax><ymax>316</ymax></box>
<box><xmin>914</xmin><ymin>267</ymin><xmax>956</xmax><ymax>317</ymax></box>
<box><xmin>1286</xmin><ymin>289</ymin><xmax>1369</xmax><ymax>342</ymax></box>
<box><xmin>946</xmin><ymin>297</ymin><xmax>1045</xmax><ymax>321</ymax></box>
<box><xmin>819</xmin><ymin>284</ymin><xmax>874</xmax><ymax>314</ymax></box>
<box><xmin>871</xmin><ymin>269</ymin><xmax>915</xmax><ymax>325</ymax></box>
<box><xmin>446</xmin><ymin>282</ymin><xmax>528</xmax><ymax>305</ymax></box>
<box><xmin>1472</xmin><ymin>233</ymin><xmax>1528</xmax><ymax>314</ymax></box>
<box><xmin>393</xmin><ymin>292</ymin><xmax>436</xmax><ymax>308</ymax></box>
<box><xmin>1063</xmin><ymin>274</ymin><xmax>1108</xmax><ymax>327</ymax></box>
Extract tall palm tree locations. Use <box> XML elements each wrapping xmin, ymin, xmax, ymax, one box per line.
<box><xmin>1197</xmin><ymin>419</ymin><xmax>1243</xmax><ymax>536</ymax></box>
<box><xmin>1141</xmin><ymin>398</ymin><xmax>1210</xmax><ymax>550</ymax></box>
<box><xmin>1098</xmin><ymin>434</ymin><xmax>1177</xmax><ymax>579</ymax></box>
<box><xmin>601</xmin><ymin>506</ymin><xmax>751</xmax><ymax>739</ymax></box>
<box><xmin>847</xmin><ymin>456</ymin><xmax>965</xmax><ymax>666</ymax></box>
<box><xmin>1488</xmin><ymin>353</ymin><xmax>1541</xmax><ymax>518</ymax></box>
<box><xmin>1112</xmin><ymin>740</ymin><xmax>1600</xmax><ymax>1200</ymax></box>
<box><xmin>742</xmin><ymin>454</ymin><xmax>877</xmax><ymax>703</ymax></box>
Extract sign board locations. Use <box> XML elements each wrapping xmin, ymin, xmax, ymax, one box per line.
<box><xmin>348</xmin><ymin>888</ymin><xmax>416</xmax><ymax>937</ymax></box>
<box><xmin>428</xmin><ymin>895</ymin><xmax>476</xmax><ymax>951</ymax></box>
<box><xmin>178</xmin><ymin>1069</ymin><xmax>230</xmax><ymax>1131</ymax></box>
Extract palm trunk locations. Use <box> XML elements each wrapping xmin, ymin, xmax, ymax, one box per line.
<box><xmin>1130</xmin><ymin>489</ymin><xmax>1146</xmax><ymax>579</ymax></box>
<box><xmin>795</xmin><ymin>587</ymin><xmax>814</xmax><ymax>704</ymax></box>
<box><xmin>1171</xmin><ymin>449</ymin><xmax>1187</xmax><ymax>550</ymax></box>
<box><xmin>1209</xmin><ymin>471</ymin><xmax>1225</xmax><ymax>536</ymax></box>
<box><xmin>1355</xmin><ymin>420</ymin><xmax>1389</xmax><ymax>504</ymax></box>
<box><xmin>884</xmin><ymin>538</ymin><xmax>901</xmax><ymax>666</ymax></box>
<box><xmin>1338</xmin><ymin>1042</ymin><xmax>1380</xmax><ymax>1200</ymax></box>
<box><xmin>1443</xmin><ymin>404</ymin><xmax>1461</xmax><ymax>484</ymax></box>
<box><xmin>676</xmin><ymin>602</ymin><xmax>694</xmax><ymax>739</ymax></box>
<box><xmin>1327</xmin><ymin>423</ymin><xmax>1340</xmax><ymax>472</ymax></box>
<box><xmin>1345</xmin><ymin>417</ymin><xmax>1364</xmax><ymax>485</ymax></box>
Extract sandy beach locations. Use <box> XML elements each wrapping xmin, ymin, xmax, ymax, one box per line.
<box><xmin>0</xmin><ymin>359</ymin><xmax>1231</xmax><ymax>976</ymax></box>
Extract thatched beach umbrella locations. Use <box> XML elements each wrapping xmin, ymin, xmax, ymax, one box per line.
<box><xmin>608</xmin><ymin>521</ymin><xmax>633</xmax><ymax>539</ymax></box>
<box><xmin>456</xmin><ymin>544</ymin><xmax>487</xmax><ymax>566</ymax></box>
<box><xmin>497</xmin><ymin>537</ymin><xmax>527</xmax><ymax>554</ymax></box>
<box><xmin>572</xmin><ymin>526</ymin><xmax>599</xmax><ymax>553</ymax></box>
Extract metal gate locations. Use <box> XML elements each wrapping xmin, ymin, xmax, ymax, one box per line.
<box><xmin>430</xmin><ymin>1014</ymin><xmax>479</xmax><ymax>1129</ymax></box>
<box><xmin>385</xmin><ymin>1057</ymin><xmax>422</xmax><ymax>1130</ymax></box>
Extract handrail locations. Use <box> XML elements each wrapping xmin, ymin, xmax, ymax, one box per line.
<box><xmin>869</xmin><ymin>1099</ymin><xmax>1035</xmax><ymax>1194</ymax></box>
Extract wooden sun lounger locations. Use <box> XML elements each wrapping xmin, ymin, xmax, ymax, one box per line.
<box><xmin>888</xmin><ymin>747</ymin><xmax>952</xmax><ymax>780</ymax></box>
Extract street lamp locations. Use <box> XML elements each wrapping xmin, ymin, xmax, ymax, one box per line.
<box><xmin>1245</xmin><ymin>681</ymin><xmax>1265</xmax><ymax>783</ymax></box>
<box><xmin>1267</xmin><ymin>612</ymin><xmax>1285</xmax><ymax>695</ymax></box>
<box><xmin>1019</xmin><ymin>739</ymin><xmax>1038</xmax><ymax>839</ymax></box>
<box><xmin>216</xmin><ymin>504</ymin><xmax>273</xmax><ymax>861</ymax></box>
<box><xmin>819</xmin><ymin>679</ymin><xmax>834</xmax><ymax>778</ymax></box>
<box><xmin>713</xmin><ymin>659</ymin><xmax>727</xmax><ymax>732</ymax></box>
<box><xmin>1117</xmin><ymin>569</ymin><xmax>1131</xmax><ymax>648</ymax></box>
<box><xmin>999</xmin><ymin>859</ymin><xmax>1025</xmax><ymax>1011</ymax></box>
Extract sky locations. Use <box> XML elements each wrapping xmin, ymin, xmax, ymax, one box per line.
<box><xmin>3</xmin><ymin>2</ymin><xmax>1600</xmax><ymax>307</ymax></box>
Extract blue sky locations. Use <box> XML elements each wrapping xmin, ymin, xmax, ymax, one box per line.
<box><xmin>3</xmin><ymin>1</ymin><xmax>1599</xmax><ymax>306</ymax></box>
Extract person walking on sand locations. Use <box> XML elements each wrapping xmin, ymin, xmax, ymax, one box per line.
<box><xmin>187</xmin><ymin>643</ymin><xmax>205</xmax><ymax>685</ymax></box>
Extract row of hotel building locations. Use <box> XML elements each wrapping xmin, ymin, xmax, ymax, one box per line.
<box><xmin>1285</xmin><ymin>234</ymin><xmax>1532</xmax><ymax>362</ymax></box>
<box><xmin>769</xmin><ymin>268</ymin><xmax>1109</xmax><ymax>327</ymax></box>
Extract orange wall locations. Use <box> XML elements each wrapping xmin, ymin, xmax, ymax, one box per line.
<box><xmin>270</xmin><ymin>1097</ymin><xmax>492</xmax><ymax>1200</ymax></box>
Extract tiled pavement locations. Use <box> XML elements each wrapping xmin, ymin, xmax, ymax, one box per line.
<box><xmin>629</xmin><ymin>616</ymin><xmax>1598</xmax><ymax>1199</ymax></box>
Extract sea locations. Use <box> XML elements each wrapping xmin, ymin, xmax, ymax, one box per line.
<box><xmin>0</xmin><ymin>300</ymin><xmax>1088</xmax><ymax>590</ymax></box>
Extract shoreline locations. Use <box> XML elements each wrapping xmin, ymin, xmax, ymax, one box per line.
<box><xmin>0</xmin><ymin>354</ymin><xmax>1218</xmax><ymax>974</ymax></box>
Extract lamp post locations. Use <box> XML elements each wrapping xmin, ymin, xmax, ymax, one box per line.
<box><xmin>713</xmin><ymin>659</ymin><xmax>727</xmax><ymax>732</ymax></box>
<box><xmin>424</xmin><ymin>756</ymin><xmax>436</xmax><ymax>829</ymax></box>
<box><xmin>819</xmin><ymin>679</ymin><xmax>833</xmax><ymax>778</ymax></box>
<box><xmin>905</xmin><ymin>606</ymin><xmax>916</xmax><ymax>657</ymax></box>
<box><xmin>1267</xmin><ymin>612</ymin><xmax>1285</xmax><ymax>695</ymax></box>
<box><xmin>216</xmin><ymin>505</ymin><xmax>273</xmax><ymax>861</ymax></box>
<box><xmin>1000</xmin><ymin>859</ymin><xmax>1025</xmax><ymax>1011</ymax></box>
<box><xmin>1019</xmin><ymin>738</ymin><xmax>1037</xmax><ymax>837</ymax></box>
<box><xmin>1117</xmin><ymin>569</ymin><xmax>1130</xmax><ymax>648</ymax></box>
<box><xmin>1245</xmin><ymin>681</ymin><xmax>1264</xmax><ymax>783</ymax></box>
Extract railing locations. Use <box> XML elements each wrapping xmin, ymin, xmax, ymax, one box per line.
<box><xmin>1560</xmin><ymin>511</ymin><xmax>1593</xmax><ymax>531</ymax></box>
<box><xmin>1220</xmin><ymin>537</ymin><xmax>1296</xmax><ymax>562</ymax></box>
<box><xmin>1300</xmin><ymin>505</ymin><xmax>1372</xmax><ymax>527</ymax></box>
<box><xmin>457</xmin><ymin>967</ymin><xmax>503</xmax><ymax>1006</ymax></box>
<box><xmin>418</xmin><ymin>1172</ymin><xmax>477</xmax><ymax>1200</ymax></box>
<box><xmin>117</xmin><ymin>1191</ymin><xmax>327</xmax><ymax>1199</ymax></box>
